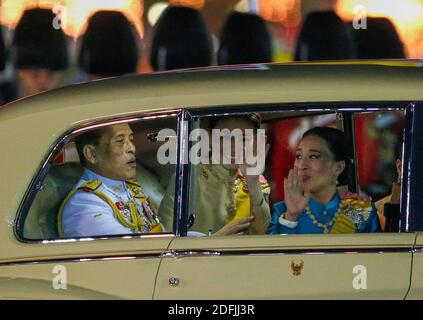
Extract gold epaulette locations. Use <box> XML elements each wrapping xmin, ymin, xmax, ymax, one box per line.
<box><xmin>78</xmin><ymin>179</ymin><xmax>102</xmax><ymax>191</ymax></box>
<box><xmin>126</xmin><ymin>179</ymin><xmax>141</xmax><ymax>187</ymax></box>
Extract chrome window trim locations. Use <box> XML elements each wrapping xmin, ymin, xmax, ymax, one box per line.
<box><xmin>160</xmin><ymin>247</ymin><xmax>413</xmax><ymax>259</ymax></box>
<box><xmin>173</xmin><ymin>110</ymin><xmax>193</xmax><ymax>237</ymax></box>
<box><xmin>188</xmin><ymin>102</ymin><xmax>407</xmax><ymax>119</ymax></box>
<box><xmin>15</xmin><ymin>109</ymin><xmax>181</xmax><ymax>244</ymax></box>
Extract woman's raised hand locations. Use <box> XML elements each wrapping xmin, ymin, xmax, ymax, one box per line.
<box><xmin>283</xmin><ymin>167</ymin><xmax>310</xmax><ymax>221</ymax></box>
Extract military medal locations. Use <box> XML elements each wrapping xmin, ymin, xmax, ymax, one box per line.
<box><xmin>115</xmin><ymin>201</ymin><xmax>131</xmax><ymax>218</ymax></box>
<box><xmin>142</xmin><ymin>199</ymin><xmax>158</xmax><ymax>225</ymax></box>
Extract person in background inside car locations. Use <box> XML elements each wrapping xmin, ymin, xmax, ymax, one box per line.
<box><xmin>12</xmin><ymin>8</ymin><xmax>69</xmax><ymax>97</ymax></box>
<box><xmin>58</xmin><ymin>123</ymin><xmax>162</xmax><ymax>238</ymax></box>
<box><xmin>267</xmin><ymin>127</ymin><xmax>381</xmax><ymax>234</ymax></box>
<box><xmin>150</xmin><ymin>5</ymin><xmax>212</xmax><ymax>71</ymax></box>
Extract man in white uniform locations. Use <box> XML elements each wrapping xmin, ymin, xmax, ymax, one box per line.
<box><xmin>59</xmin><ymin>123</ymin><xmax>162</xmax><ymax>238</ymax></box>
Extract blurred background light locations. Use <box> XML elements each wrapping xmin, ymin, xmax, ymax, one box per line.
<box><xmin>336</xmin><ymin>0</ymin><xmax>423</xmax><ymax>58</ymax></box>
<box><xmin>147</xmin><ymin>1</ymin><xmax>168</xmax><ymax>26</ymax></box>
<box><xmin>0</xmin><ymin>0</ymin><xmax>144</xmax><ymax>38</ymax></box>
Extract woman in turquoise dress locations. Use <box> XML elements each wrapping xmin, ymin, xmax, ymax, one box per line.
<box><xmin>267</xmin><ymin>127</ymin><xmax>381</xmax><ymax>234</ymax></box>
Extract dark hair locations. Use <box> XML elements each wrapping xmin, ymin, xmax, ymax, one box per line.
<box><xmin>218</xmin><ymin>11</ymin><xmax>272</xmax><ymax>65</ymax></box>
<box><xmin>352</xmin><ymin>17</ymin><xmax>405</xmax><ymax>59</ymax></box>
<box><xmin>79</xmin><ymin>11</ymin><xmax>139</xmax><ymax>77</ymax></box>
<box><xmin>150</xmin><ymin>6</ymin><xmax>212</xmax><ymax>71</ymax></box>
<box><xmin>13</xmin><ymin>8</ymin><xmax>69</xmax><ymax>70</ymax></box>
<box><xmin>74</xmin><ymin>128</ymin><xmax>105</xmax><ymax>166</ymax></box>
<box><xmin>302</xmin><ymin>126</ymin><xmax>352</xmax><ymax>186</ymax></box>
<box><xmin>294</xmin><ymin>10</ymin><xmax>355</xmax><ymax>61</ymax></box>
<box><xmin>209</xmin><ymin>113</ymin><xmax>261</xmax><ymax>132</ymax></box>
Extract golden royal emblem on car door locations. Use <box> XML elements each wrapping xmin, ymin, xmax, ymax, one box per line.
<box><xmin>291</xmin><ymin>260</ymin><xmax>304</xmax><ymax>276</ymax></box>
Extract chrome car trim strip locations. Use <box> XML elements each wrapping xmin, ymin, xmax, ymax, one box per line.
<box><xmin>161</xmin><ymin>250</ymin><xmax>221</xmax><ymax>258</ymax></box>
<box><xmin>188</xmin><ymin>102</ymin><xmax>408</xmax><ymax>118</ymax></box>
<box><xmin>0</xmin><ymin>246</ymin><xmax>413</xmax><ymax>267</ymax></box>
<box><xmin>160</xmin><ymin>247</ymin><xmax>412</xmax><ymax>259</ymax></box>
<box><xmin>218</xmin><ymin>248</ymin><xmax>413</xmax><ymax>256</ymax></box>
<box><xmin>0</xmin><ymin>252</ymin><xmax>163</xmax><ymax>267</ymax></box>
<box><xmin>38</xmin><ymin>232</ymin><xmax>175</xmax><ymax>244</ymax></box>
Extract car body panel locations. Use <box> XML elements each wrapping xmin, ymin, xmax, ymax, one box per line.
<box><xmin>0</xmin><ymin>236</ymin><xmax>173</xmax><ymax>263</ymax></box>
<box><xmin>0</xmin><ymin>257</ymin><xmax>163</xmax><ymax>299</ymax></box>
<box><xmin>0</xmin><ymin>61</ymin><xmax>422</xmax><ymax>298</ymax></box>
<box><xmin>0</xmin><ymin>236</ymin><xmax>173</xmax><ymax>299</ymax></box>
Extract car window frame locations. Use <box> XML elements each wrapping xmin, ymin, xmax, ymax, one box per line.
<box><xmin>15</xmin><ymin>109</ymin><xmax>181</xmax><ymax>243</ymax></box>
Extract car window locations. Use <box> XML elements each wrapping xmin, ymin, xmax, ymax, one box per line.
<box><xmin>21</xmin><ymin>115</ymin><xmax>177</xmax><ymax>241</ymax></box>
<box><xmin>181</xmin><ymin>108</ymin><xmax>406</xmax><ymax>237</ymax></box>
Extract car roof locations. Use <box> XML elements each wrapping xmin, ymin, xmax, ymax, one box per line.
<box><xmin>2</xmin><ymin>60</ymin><xmax>423</xmax><ymax>118</ymax></box>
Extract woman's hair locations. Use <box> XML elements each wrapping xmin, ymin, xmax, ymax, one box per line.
<box><xmin>302</xmin><ymin>126</ymin><xmax>352</xmax><ymax>186</ymax></box>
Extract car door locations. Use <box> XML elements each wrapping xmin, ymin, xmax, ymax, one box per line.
<box><xmin>153</xmin><ymin>105</ymin><xmax>415</xmax><ymax>299</ymax></box>
<box><xmin>153</xmin><ymin>233</ymin><xmax>414</xmax><ymax>299</ymax></box>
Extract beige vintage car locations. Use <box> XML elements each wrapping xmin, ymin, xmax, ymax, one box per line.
<box><xmin>0</xmin><ymin>61</ymin><xmax>422</xmax><ymax>299</ymax></box>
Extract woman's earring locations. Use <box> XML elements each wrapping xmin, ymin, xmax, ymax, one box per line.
<box><xmin>333</xmin><ymin>174</ymin><xmax>338</xmax><ymax>184</ymax></box>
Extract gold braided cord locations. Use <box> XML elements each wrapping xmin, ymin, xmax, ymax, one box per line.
<box><xmin>91</xmin><ymin>189</ymin><xmax>140</xmax><ymax>231</ymax></box>
<box><xmin>58</xmin><ymin>187</ymin><xmax>80</xmax><ymax>237</ymax></box>
<box><xmin>58</xmin><ymin>180</ymin><xmax>160</xmax><ymax>236</ymax></box>
<box><xmin>305</xmin><ymin>206</ymin><xmax>340</xmax><ymax>233</ymax></box>
<box><xmin>305</xmin><ymin>198</ymin><xmax>372</xmax><ymax>233</ymax></box>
